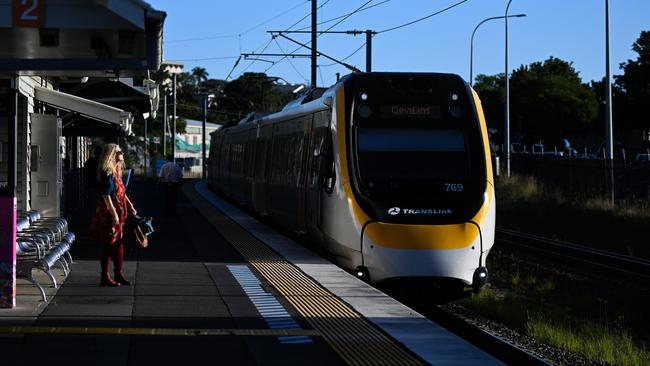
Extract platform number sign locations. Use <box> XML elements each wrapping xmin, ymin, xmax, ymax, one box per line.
<box><xmin>12</xmin><ymin>0</ymin><xmax>46</xmax><ymax>28</ymax></box>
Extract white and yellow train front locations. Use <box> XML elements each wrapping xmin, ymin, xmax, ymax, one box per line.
<box><xmin>320</xmin><ymin>73</ymin><xmax>495</xmax><ymax>288</ymax></box>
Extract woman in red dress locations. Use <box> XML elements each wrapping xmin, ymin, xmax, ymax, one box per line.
<box><xmin>91</xmin><ymin>143</ymin><xmax>137</xmax><ymax>287</ymax></box>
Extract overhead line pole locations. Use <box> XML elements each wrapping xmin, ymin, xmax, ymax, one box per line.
<box><xmin>274</xmin><ymin>33</ymin><xmax>361</xmax><ymax>72</ymax></box>
<box><xmin>269</xmin><ymin>29</ymin><xmax>376</xmax><ymax>72</ymax></box>
<box><xmin>366</xmin><ymin>30</ymin><xmax>372</xmax><ymax>72</ymax></box>
<box><xmin>311</xmin><ymin>0</ymin><xmax>317</xmax><ymax>87</ymax></box>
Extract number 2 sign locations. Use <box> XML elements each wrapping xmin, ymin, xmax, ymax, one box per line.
<box><xmin>12</xmin><ymin>0</ymin><xmax>45</xmax><ymax>28</ymax></box>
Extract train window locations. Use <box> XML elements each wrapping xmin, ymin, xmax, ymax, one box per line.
<box><xmin>356</xmin><ymin>127</ymin><xmax>470</xmax><ymax>181</ymax></box>
<box><xmin>322</xmin><ymin>131</ymin><xmax>335</xmax><ymax>194</ymax></box>
<box><xmin>358</xmin><ymin>128</ymin><xmax>464</xmax><ymax>152</ymax></box>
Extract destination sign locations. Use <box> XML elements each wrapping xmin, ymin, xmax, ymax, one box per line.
<box><xmin>380</xmin><ymin>105</ymin><xmax>440</xmax><ymax>119</ymax></box>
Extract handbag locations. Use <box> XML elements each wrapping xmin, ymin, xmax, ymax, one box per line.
<box><xmin>131</xmin><ymin>214</ymin><xmax>154</xmax><ymax>236</ymax></box>
<box><xmin>125</xmin><ymin>223</ymin><xmax>148</xmax><ymax>249</ymax></box>
<box><xmin>125</xmin><ymin>214</ymin><xmax>153</xmax><ymax>249</ymax></box>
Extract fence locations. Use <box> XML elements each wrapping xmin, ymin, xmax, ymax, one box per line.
<box><xmin>505</xmin><ymin>154</ymin><xmax>650</xmax><ymax>200</ymax></box>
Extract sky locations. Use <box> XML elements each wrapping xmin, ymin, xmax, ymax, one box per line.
<box><xmin>147</xmin><ymin>0</ymin><xmax>650</xmax><ymax>87</ymax></box>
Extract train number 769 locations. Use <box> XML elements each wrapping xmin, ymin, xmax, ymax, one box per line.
<box><xmin>445</xmin><ymin>183</ymin><xmax>464</xmax><ymax>192</ymax></box>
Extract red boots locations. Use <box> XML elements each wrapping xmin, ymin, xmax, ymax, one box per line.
<box><xmin>100</xmin><ymin>242</ymin><xmax>130</xmax><ymax>286</ymax></box>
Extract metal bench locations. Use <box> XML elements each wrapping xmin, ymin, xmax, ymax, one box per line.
<box><xmin>15</xmin><ymin>211</ymin><xmax>76</xmax><ymax>302</ymax></box>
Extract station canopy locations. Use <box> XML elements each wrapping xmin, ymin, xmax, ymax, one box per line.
<box><xmin>34</xmin><ymin>86</ymin><xmax>133</xmax><ymax>137</ymax></box>
<box><xmin>0</xmin><ymin>0</ymin><xmax>166</xmax><ymax>78</ymax></box>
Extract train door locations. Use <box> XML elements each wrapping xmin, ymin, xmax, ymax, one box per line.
<box><xmin>253</xmin><ymin>123</ymin><xmax>271</xmax><ymax>215</ymax></box>
<box><xmin>244</xmin><ymin>128</ymin><xmax>256</xmax><ymax>205</ymax></box>
<box><xmin>295</xmin><ymin>114</ymin><xmax>313</xmax><ymax>233</ymax></box>
<box><xmin>305</xmin><ymin>109</ymin><xmax>332</xmax><ymax>234</ymax></box>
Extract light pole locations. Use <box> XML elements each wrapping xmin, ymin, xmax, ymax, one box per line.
<box><xmin>604</xmin><ymin>0</ymin><xmax>615</xmax><ymax>202</ymax></box>
<box><xmin>470</xmin><ymin>14</ymin><xmax>526</xmax><ymax>86</ymax></box>
<box><xmin>504</xmin><ymin>0</ymin><xmax>516</xmax><ymax>177</ymax></box>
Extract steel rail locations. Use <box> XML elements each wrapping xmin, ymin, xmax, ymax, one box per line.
<box><xmin>496</xmin><ymin>229</ymin><xmax>650</xmax><ymax>283</ymax></box>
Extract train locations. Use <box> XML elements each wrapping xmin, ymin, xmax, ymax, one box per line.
<box><xmin>208</xmin><ymin>72</ymin><xmax>495</xmax><ymax>291</ymax></box>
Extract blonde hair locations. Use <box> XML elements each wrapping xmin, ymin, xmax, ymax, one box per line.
<box><xmin>97</xmin><ymin>143</ymin><xmax>124</xmax><ymax>180</ymax></box>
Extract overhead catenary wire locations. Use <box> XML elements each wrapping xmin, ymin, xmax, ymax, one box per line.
<box><xmin>233</xmin><ymin>38</ymin><xmax>275</xmax><ymax>79</ymax></box>
<box><xmin>164</xmin><ymin>0</ymin><xmax>309</xmax><ymax>44</ymax></box>
<box><xmin>377</xmin><ymin>0</ymin><xmax>469</xmax><ymax>34</ymax></box>
<box><xmin>294</xmin><ymin>0</ymin><xmax>391</xmax><ymax>31</ymax></box>
<box><xmin>320</xmin><ymin>42</ymin><xmax>366</xmax><ymax>67</ymax></box>
<box><xmin>322</xmin><ymin>0</ymin><xmax>468</xmax><ymax>77</ymax></box>
<box><xmin>285</xmin><ymin>0</ymin><xmax>332</xmax><ymax>31</ymax></box>
<box><xmin>273</xmin><ymin>37</ymin><xmax>309</xmax><ymax>83</ymax></box>
<box><xmin>167</xmin><ymin>1</ymin><xmax>311</xmax><ymax>80</ymax></box>
<box><xmin>239</xmin><ymin>0</ymin><xmax>310</xmax><ymax>36</ymax></box>
<box><xmin>174</xmin><ymin>56</ymin><xmax>239</xmax><ymax>62</ymax></box>
<box><xmin>265</xmin><ymin>0</ymin><xmax>373</xmax><ymax>74</ymax></box>
<box><xmin>234</xmin><ymin>0</ymin><xmax>332</xmax><ymax>80</ymax></box>
<box><xmin>322</xmin><ymin>0</ymin><xmax>372</xmax><ymax>33</ymax></box>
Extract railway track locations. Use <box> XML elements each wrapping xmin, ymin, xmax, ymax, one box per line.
<box><xmin>425</xmin><ymin>305</ymin><xmax>552</xmax><ymax>366</ymax></box>
<box><xmin>380</xmin><ymin>284</ymin><xmax>553</xmax><ymax>366</ymax></box>
<box><xmin>496</xmin><ymin>229</ymin><xmax>650</xmax><ymax>285</ymax></box>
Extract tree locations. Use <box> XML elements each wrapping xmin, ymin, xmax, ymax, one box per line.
<box><xmin>612</xmin><ymin>31</ymin><xmax>650</xmax><ymax>130</ymax></box>
<box><xmin>472</xmin><ymin>73</ymin><xmax>505</xmax><ymax>132</ymax></box>
<box><xmin>220</xmin><ymin>73</ymin><xmax>294</xmax><ymax>116</ymax></box>
<box><xmin>508</xmin><ymin>57</ymin><xmax>599</xmax><ymax>145</ymax></box>
<box><xmin>191</xmin><ymin>67</ymin><xmax>209</xmax><ymax>90</ymax></box>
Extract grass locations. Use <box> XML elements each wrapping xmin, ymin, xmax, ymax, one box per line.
<box><xmin>527</xmin><ymin>319</ymin><xmax>650</xmax><ymax>366</ymax></box>
<box><xmin>495</xmin><ymin>174</ymin><xmax>650</xmax><ymax>259</ymax></box>
<box><xmin>462</xmin><ymin>287</ymin><xmax>650</xmax><ymax>366</ymax></box>
<box><xmin>476</xmin><ymin>179</ymin><xmax>650</xmax><ymax>364</ymax></box>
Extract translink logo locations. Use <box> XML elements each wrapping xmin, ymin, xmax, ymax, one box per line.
<box><xmin>387</xmin><ymin>207</ymin><xmax>452</xmax><ymax>216</ymax></box>
<box><xmin>388</xmin><ymin>207</ymin><xmax>401</xmax><ymax>215</ymax></box>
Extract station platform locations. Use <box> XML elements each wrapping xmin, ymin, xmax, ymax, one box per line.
<box><xmin>0</xmin><ymin>180</ymin><xmax>502</xmax><ymax>365</ymax></box>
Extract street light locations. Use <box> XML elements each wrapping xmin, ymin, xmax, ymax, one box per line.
<box><xmin>504</xmin><ymin>0</ymin><xmax>518</xmax><ymax>177</ymax></box>
<box><xmin>470</xmin><ymin>14</ymin><xmax>526</xmax><ymax>86</ymax></box>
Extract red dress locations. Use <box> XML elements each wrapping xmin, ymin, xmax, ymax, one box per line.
<box><xmin>90</xmin><ymin>171</ymin><xmax>128</xmax><ymax>244</ymax></box>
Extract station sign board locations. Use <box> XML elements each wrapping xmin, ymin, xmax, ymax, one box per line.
<box><xmin>12</xmin><ymin>0</ymin><xmax>46</xmax><ymax>28</ymax></box>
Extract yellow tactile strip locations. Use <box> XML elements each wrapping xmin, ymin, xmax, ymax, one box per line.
<box><xmin>0</xmin><ymin>326</ymin><xmax>320</xmax><ymax>337</ymax></box>
<box><xmin>185</xmin><ymin>184</ymin><xmax>423</xmax><ymax>366</ymax></box>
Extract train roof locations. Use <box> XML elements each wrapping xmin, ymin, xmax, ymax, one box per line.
<box><xmin>281</xmin><ymin>87</ymin><xmax>328</xmax><ymax>112</ymax></box>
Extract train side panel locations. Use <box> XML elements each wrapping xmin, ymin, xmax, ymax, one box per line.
<box><xmin>320</xmin><ymin>86</ymin><xmax>367</xmax><ymax>269</ymax></box>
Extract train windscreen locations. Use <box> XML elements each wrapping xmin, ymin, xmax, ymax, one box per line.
<box><xmin>345</xmin><ymin>73</ymin><xmax>487</xmax><ymax>223</ymax></box>
<box><xmin>357</xmin><ymin>128</ymin><xmax>469</xmax><ymax>180</ymax></box>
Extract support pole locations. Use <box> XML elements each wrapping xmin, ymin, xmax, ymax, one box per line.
<box><xmin>605</xmin><ymin>0</ymin><xmax>615</xmax><ymax>201</ymax></box>
<box><xmin>172</xmin><ymin>74</ymin><xmax>177</xmax><ymax>163</ymax></box>
<box><xmin>202</xmin><ymin>95</ymin><xmax>207</xmax><ymax>180</ymax></box>
<box><xmin>504</xmin><ymin>0</ymin><xmax>513</xmax><ymax>177</ymax></box>
<box><xmin>366</xmin><ymin>30</ymin><xmax>372</xmax><ymax>72</ymax></box>
<box><xmin>311</xmin><ymin>0</ymin><xmax>317</xmax><ymax>87</ymax></box>
<box><xmin>163</xmin><ymin>94</ymin><xmax>167</xmax><ymax>159</ymax></box>
<box><xmin>144</xmin><ymin>117</ymin><xmax>148</xmax><ymax>177</ymax></box>
<box><xmin>0</xmin><ymin>78</ymin><xmax>17</xmax><ymax>308</ymax></box>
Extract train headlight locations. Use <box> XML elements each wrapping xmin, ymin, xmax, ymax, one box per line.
<box><xmin>354</xmin><ymin>266</ymin><xmax>369</xmax><ymax>281</ymax></box>
<box><xmin>473</xmin><ymin>267</ymin><xmax>489</xmax><ymax>290</ymax></box>
<box><xmin>360</xmin><ymin>92</ymin><xmax>369</xmax><ymax>101</ymax></box>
